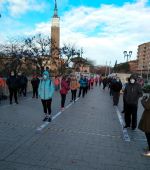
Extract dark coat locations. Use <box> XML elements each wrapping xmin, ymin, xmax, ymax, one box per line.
<box><xmin>6</xmin><ymin>76</ymin><xmax>18</xmax><ymax>89</ymax></box>
<box><xmin>138</xmin><ymin>97</ymin><xmax>150</xmax><ymax>133</ymax></box>
<box><xmin>124</xmin><ymin>82</ymin><xmax>143</xmax><ymax>105</ymax></box>
<box><xmin>31</xmin><ymin>78</ymin><xmax>40</xmax><ymax>88</ymax></box>
<box><xmin>111</xmin><ymin>81</ymin><xmax>122</xmax><ymax>92</ymax></box>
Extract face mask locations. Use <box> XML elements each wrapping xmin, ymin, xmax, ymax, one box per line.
<box><xmin>11</xmin><ymin>73</ymin><xmax>14</xmax><ymax>76</ymax></box>
<box><xmin>116</xmin><ymin>79</ymin><xmax>119</xmax><ymax>82</ymax></box>
<box><xmin>130</xmin><ymin>79</ymin><xmax>135</xmax><ymax>84</ymax></box>
<box><xmin>43</xmin><ymin>75</ymin><xmax>47</xmax><ymax>79</ymax></box>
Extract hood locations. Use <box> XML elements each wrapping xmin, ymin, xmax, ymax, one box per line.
<box><xmin>42</xmin><ymin>71</ymin><xmax>50</xmax><ymax>78</ymax></box>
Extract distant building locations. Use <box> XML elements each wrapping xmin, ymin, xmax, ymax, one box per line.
<box><xmin>128</xmin><ymin>60</ymin><xmax>138</xmax><ymax>73</ymax></box>
<box><xmin>137</xmin><ymin>42</ymin><xmax>150</xmax><ymax>74</ymax></box>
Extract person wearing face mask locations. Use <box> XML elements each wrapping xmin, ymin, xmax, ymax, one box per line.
<box><xmin>111</xmin><ymin>77</ymin><xmax>122</xmax><ymax>106</ymax></box>
<box><xmin>6</xmin><ymin>71</ymin><xmax>19</xmax><ymax>104</ymax></box>
<box><xmin>124</xmin><ymin>75</ymin><xmax>143</xmax><ymax>130</ymax></box>
<box><xmin>70</xmin><ymin>76</ymin><xmax>80</xmax><ymax>103</ymax></box>
<box><xmin>38</xmin><ymin>71</ymin><xmax>54</xmax><ymax>122</ymax></box>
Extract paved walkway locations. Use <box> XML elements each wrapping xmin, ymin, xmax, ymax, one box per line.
<box><xmin>0</xmin><ymin>86</ymin><xmax>150</xmax><ymax>170</ymax></box>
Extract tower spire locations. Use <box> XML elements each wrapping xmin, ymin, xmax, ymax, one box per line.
<box><xmin>53</xmin><ymin>0</ymin><xmax>58</xmax><ymax>18</ymax></box>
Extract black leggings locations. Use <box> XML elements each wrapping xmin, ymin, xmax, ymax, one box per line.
<box><xmin>32</xmin><ymin>87</ymin><xmax>38</xmax><ymax>98</ymax></box>
<box><xmin>124</xmin><ymin>104</ymin><xmax>138</xmax><ymax>128</ymax></box>
<box><xmin>41</xmin><ymin>99</ymin><xmax>52</xmax><ymax>115</ymax></box>
<box><xmin>61</xmin><ymin>94</ymin><xmax>66</xmax><ymax>108</ymax></box>
<box><xmin>9</xmin><ymin>88</ymin><xmax>18</xmax><ymax>103</ymax></box>
<box><xmin>71</xmin><ymin>90</ymin><xmax>77</xmax><ymax>101</ymax></box>
<box><xmin>145</xmin><ymin>133</ymin><xmax>150</xmax><ymax>151</ymax></box>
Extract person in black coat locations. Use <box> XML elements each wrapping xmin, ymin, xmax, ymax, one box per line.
<box><xmin>6</xmin><ymin>71</ymin><xmax>19</xmax><ymax>104</ymax></box>
<box><xmin>111</xmin><ymin>77</ymin><xmax>122</xmax><ymax>106</ymax></box>
<box><xmin>31</xmin><ymin>75</ymin><xmax>40</xmax><ymax>98</ymax></box>
<box><xmin>20</xmin><ymin>73</ymin><xmax>28</xmax><ymax>97</ymax></box>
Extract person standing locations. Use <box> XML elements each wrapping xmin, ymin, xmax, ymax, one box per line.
<box><xmin>70</xmin><ymin>76</ymin><xmax>80</xmax><ymax>102</ymax></box>
<box><xmin>90</xmin><ymin>76</ymin><xmax>94</xmax><ymax>89</ymax></box>
<box><xmin>121</xmin><ymin>77</ymin><xmax>129</xmax><ymax>113</ymax></box>
<box><xmin>99</xmin><ymin>76</ymin><xmax>102</xmax><ymax>86</ymax></box>
<box><xmin>138</xmin><ymin>95</ymin><xmax>150</xmax><ymax>157</ymax></box>
<box><xmin>124</xmin><ymin>75</ymin><xmax>143</xmax><ymax>130</ymax></box>
<box><xmin>20</xmin><ymin>73</ymin><xmax>28</xmax><ymax>97</ymax></box>
<box><xmin>60</xmin><ymin>75</ymin><xmax>70</xmax><ymax>110</ymax></box>
<box><xmin>31</xmin><ymin>75</ymin><xmax>40</xmax><ymax>98</ymax></box>
<box><xmin>38</xmin><ymin>71</ymin><xmax>54</xmax><ymax>122</ymax></box>
<box><xmin>78</xmin><ymin>76</ymin><xmax>87</xmax><ymax>98</ymax></box>
<box><xmin>111</xmin><ymin>77</ymin><xmax>122</xmax><ymax>106</ymax></box>
<box><xmin>6</xmin><ymin>71</ymin><xmax>19</xmax><ymax>104</ymax></box>
<box><xmin>0</xmin><ymin>75</ymin><xmax>5</xmax><ymax>103</ymax></box>
<box><xmin>54</xmin><ymin>76</ymin><xmax>60</xmax><ymax>91</ymax></box>
<box><xmin>95</xmin><ymin>76</ymin><xmax>98</xmax><ymax>86</ymax></box>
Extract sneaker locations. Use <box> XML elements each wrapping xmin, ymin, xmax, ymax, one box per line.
<box><xmin>15</xmin><ymin>101</ymin><xmax>19</xmax><ymax>104</ymax></box>
<box><xmin>48</xmin><ymin>117</ymin><xmax>52</xmax><ymax>122</ymax></box>
<box><xmin>43</xmin><ymin>116</ymin><xmax>48</xmax><ymax>121</ymax></box>
<box><xmin>142</xmin><ymin>151</ymin><xmax>150</xmax><ymax>157</ymax></box>
<box><xmin>124</xmin><ymin>125</ymin><xmax>130</xmax><ymax>129</ymax></box>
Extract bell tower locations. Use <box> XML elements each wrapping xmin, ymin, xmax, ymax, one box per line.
<box><xmin>51</xmin><ymin>0</ymin><xmax>60</xmax><ymax>59</ymax></box>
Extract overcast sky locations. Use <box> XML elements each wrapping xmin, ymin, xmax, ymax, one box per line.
<box><xmin>0</xmin><ymin>0</ymin><xmax>150</xmax><ymax>66</ymax></box>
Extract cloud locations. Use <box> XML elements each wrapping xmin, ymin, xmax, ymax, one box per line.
<box><xmin>1</xmin><ymin>0</ymin><xmax>47</xmax><ymax>16</ymax></box>
<box><xmin>28</xmin><ymin>0</ymin><xmax>150</xmax><ymax>65</ymax></box>
<box><xmin>1</xmin><ymin>0</ymin><xmax>150</xmax><ymax>65</ymax></box>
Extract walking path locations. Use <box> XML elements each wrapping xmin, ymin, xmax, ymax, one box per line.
<box><xmin>0</xmin><ymin>87</ymin><xmax>149</xmax><ymax>170</ymax></box>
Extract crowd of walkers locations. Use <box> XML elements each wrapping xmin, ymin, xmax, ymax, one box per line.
<box><xmin>1</xmin><ymin>70</ymin><xmax>150</xmax><ymax>157</ymax></box>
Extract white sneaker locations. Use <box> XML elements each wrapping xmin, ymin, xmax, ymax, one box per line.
<box><xmin>142</xmin><ymin>151</ymin><xmax>150</xmax><ymax>157</ymax></box>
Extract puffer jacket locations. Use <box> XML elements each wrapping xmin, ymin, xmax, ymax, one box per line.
<box><xmin>38</xmin><ymin>71</ymin><xmax>54</xmax><ymax>100</ymax></box>
<box><xmin>124</xmin><ymin>82</ymin><xmax>143</xmax><ymax>105</ymax></box>
<box><xmin>70</xmin><ymin>79</ymin><xmax>80</xmax><ymax>90</ymax></box>
<box><xmin>60</xmin><ymin>79</ymin><xmax>70</xmax><ymax>95</ymax></box>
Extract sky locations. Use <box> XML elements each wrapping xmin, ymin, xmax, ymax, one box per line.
<box><xmin>0</xmin><ymin>0</ymin><xmax>150</xmax><ymax>66</ymax></box>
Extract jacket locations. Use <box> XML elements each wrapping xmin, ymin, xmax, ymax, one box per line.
<box><xmin>138</xmin><ymin>97</ymin><xmax>150</xmax><ymax>133</ymax></box>
<box><xmin>6</xmin><ymin>76</ymin><xmax>18</xmax><ymax>89</ymax></box>
<box><xmin>60</xmin><ymin>79</ymin><xmax>69</xmax><ymax>95</ymax></box>
<box><xmin>38</xmin><ymin>71</ymin><xmax>54</xmax><ymax>100</ymax></box>
<box><xmin>31</xmin><ymin>78</ymin><xmax>40</xmax><ymax>88</ymax></box>
<box><xmin>79</xmin><ymin>78</ymin><xmax>87</xmax><ymax>87</ymax></box>
<box><xmin>111</xmin><ymin>81</ymin><xmax>122</xmax><ymax>92</ymax></box>
<box><xmin>124</xmin><ymin>82</ymin><xmax>143</xmax><ymax>105</ymax></box>
<box><xmin>70</xmin><ymin>79</ymin><xmax>80</xmax><ymax>90</ymax></box>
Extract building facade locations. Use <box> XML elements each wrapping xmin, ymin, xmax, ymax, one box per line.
<box><xmin>137</xmin><ymin>42</ymin><xmax>150</xmax><ymax>74</ymax></box>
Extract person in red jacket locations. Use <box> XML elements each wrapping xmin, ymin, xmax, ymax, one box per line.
<box><xmin>60</xmin><ymin>75</ymin><xmax>70</xmax><ymax>110</ymax></box>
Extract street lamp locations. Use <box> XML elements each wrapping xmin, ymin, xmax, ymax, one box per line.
<box><xmin>123</xmin><ymin>51</ymin><xmax>132</xmax><ymax>62</ymax></box>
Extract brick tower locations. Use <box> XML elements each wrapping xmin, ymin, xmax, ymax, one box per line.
<box><xmin>51</xmin><ymin>0</ymin><xmax>60</xmax><ymax>59</ymax></box>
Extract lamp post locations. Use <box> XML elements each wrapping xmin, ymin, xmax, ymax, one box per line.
<box><xmin>123</xmin><ymin>51</ymin><xmax>132</xmax><ymax>62</ymax></box>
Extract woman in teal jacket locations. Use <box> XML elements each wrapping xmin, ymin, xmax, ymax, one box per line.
<box><xmin>38</xmin><ymin>71</ymin><xmax>54</xmax><ymax>122</ymax></box>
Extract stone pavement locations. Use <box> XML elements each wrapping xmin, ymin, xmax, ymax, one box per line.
<box><xmin>0</xmin><ymin>86</ymin><xmax>150</xmax><ymax>170</ymax></box>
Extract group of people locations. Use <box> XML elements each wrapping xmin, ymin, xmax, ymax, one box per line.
<box><xmin>102</xmin><ymin>74</ymin><xmax>150</xmax><ymax>157</ymax></box>
<box><xmin>37</xmin><ymin>72</ymin><xmax>100</xmax><ymax>122</ymax></box>
<box><xmin>6</xmin><ymin>71</ymin><xmax>28</xmax><ymax>104</ymax></box>
<box><xmin>2</xmin><ymin>70</ymin><xmax>150</xmax><ymax>157</ymax></box>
